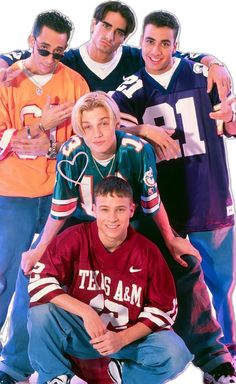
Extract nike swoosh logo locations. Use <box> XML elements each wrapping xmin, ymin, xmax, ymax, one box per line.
<box><xmin>129</xmin><ymin>266</ymin><xmax>142</xmax><ymax>273</ymax></box>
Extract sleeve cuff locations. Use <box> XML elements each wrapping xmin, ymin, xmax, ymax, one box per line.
<box><xmin>0</xmin><ymin>128</ymin><xmax>16</xmax><ymax>160</ymax></box>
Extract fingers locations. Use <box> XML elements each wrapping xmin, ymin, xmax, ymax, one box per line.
<box><xmin>22</xmin><ymin>263</ymin><xmax>34</xmax><ymax>275</ymax></box>
<box><xmin>209</xmin><ymin>97</ymin><xmax>235</xmax><ymax>123</ymax></box>
<box><xmin>165</xmin><ymin>128</ymin><xmax>175</xmax><ymax>136</ymax></box>
<box><xmin>154</xmin><ymin>139</ymin><xmax>180</xmax><ymax>161</ymax></box>
<box><xmin>42</xmin><ymin>101</ymin><xmax>74</xmax><ymax>128</ymax></box>
<box><xmin>152</xmin><ymin>131</ymin><xmax>180</xmax><ymax>160</ymax></box>
<box><xmin>44</xmin><ymin>96</ymin><xmax>52</xmax><ymax>110</ymax></box>
<box><xmin>228</xmin><ymin>96</ymin><xmax>236</xmax><ymax>107</ymax></box>
<box><xmin>21</xmin><ymin>252</ymin><xmax>34</xmax><ymax>274</ymax></box>
<box><xmin>0</xmin><ymin>68</ymin><xmax>7</xmax><ymax>83</ymax></box>
<box><xmin>6</xmin><ymin>67</ymin><xmax>23</xmax><ymax>81</ymax></box>
<box><xmin>90</xmin><ymin>333</ymin><xmax>115</xmax><ymax>355</ymax></box>
<box><xmin>174</xmin><ymin>255</ymin><xmax>189</xmax><ymax>268</ymax></box>
<box><xmin>217</xmin><ymin>82</ymin><xmax>228</xmax><ymax>102</ymax></box>
<box><xmin>174</xmin><ymin>251</ymin><xmax>201</xmax><ymax>268</ymax></box>
<box><xmin>12</xmin><ymin>136</ymin><xmax>50</xmax><ymax>157</ymax></box>
<box><xmin>59</xmin><ymin>103</ymin><xmax>74</xmax><ymax>121</ymax></box>
<box><xmin>0</xmin><ymin>67</ymin><xmax>22</xmax><ymax>86</ymax></box>
<box><xmin>193</xmin><ymin>250</ymin><xmax>202</xmax><ymax>263</ymax></box>
<box><xmin>207</xmin><ymin>75</ymin><xmax>214</xmax><ymax>94</ymax></box>
<box><xmin>87</xmin><ymin>326</ymin><xmax>106</xmax><ymax>341</ymax></box>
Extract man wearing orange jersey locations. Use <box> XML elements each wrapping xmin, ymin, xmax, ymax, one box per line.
<box><xmin>0</xmin><ymin>9</ymin><xmax>89</xmax><ymax>383</ymax></box>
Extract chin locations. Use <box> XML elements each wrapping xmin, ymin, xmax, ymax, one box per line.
<box><xmin>106</xmin><ymin>230</ymin><xmax>122</xmax><ymax>240</ymax></box>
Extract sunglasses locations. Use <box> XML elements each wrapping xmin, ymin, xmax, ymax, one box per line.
<box><xmin>35</xmin><ymin>39</ymin><xmax>64</xmax><ymax>60</ymax></box>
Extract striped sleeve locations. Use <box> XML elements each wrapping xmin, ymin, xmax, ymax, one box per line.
<box><xmin>138</xmin><ymin>298</ymin><xmax>178</xmax><ymax>332</ymax></box>
<box><xmin>141</xmin><ymin>192</ymin><xmax>160</xmax><ymax>214</ymax></box>
<box><xmin>137</xmin><ymin>245</ymin><xmax>177</xmax><ymax>332</ymax></box>
<box><xmin>28</xmin><ymin>227</ymin><xmax>82</xmax><ymax>307</ymax></box>
<box><xmin>51</xmin><ymin>197</ymin><xmax>78</xmax><ymax>219</ymax></box>
<box><xmin>0</xmin><ymin>128</ymin><xmax>16</xmax><ymax>160</ymax></box>
<box><xmin>139</xmin><ymin>142</ymin><xmax>161</xmax><ymax>216</ymax></box>
<box><xmin>28</xmin><ymin>275</ymin><xmax>64</xmax><ymax>306</ymax></box>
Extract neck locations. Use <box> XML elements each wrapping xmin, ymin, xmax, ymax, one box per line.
<box><xmin>86</xmin><ymin>42</ymin><xmax>115</xmax><ymax>63</ymax></box>
<box><xmin>23</xmin><ymin>58</ymin><xmax>36</xmax><ymax>74</ymax></box>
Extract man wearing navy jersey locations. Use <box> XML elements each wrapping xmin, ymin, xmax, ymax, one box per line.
<box><xmin>27</xmin><ymin>176</ymin><xmax>192</xmax><ymax>384</ymax></box>
<box><xmin>112</xmin><ymin>10</ymin><xmax>236</xmax><ymax>384</ymax></box>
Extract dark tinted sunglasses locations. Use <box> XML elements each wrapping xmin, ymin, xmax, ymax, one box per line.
<box><xmin>35</xmin><ymin>39</ymin><xmax>64</xmax><ymax>60</ymax></box>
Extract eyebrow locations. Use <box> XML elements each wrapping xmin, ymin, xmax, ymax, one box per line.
<box><xmin>97</xmin><ymin>116</ymin><xmax>110</xmax><ymax>123</ymax></box>
<box><xmin>102</xmin><ymin>20</ymin><xmax>126</xmax><ymax>35</ymax></box>
<box><xmin>81</xmin><ymin>116</ymin><xmax>109</xmax><ymax>124</ymax></box>
<box><xmin>99</xmin><ymin>205</ymin><xmax>127</xmax><ymax>208</ymax></box>
<box><xmin>37</xmin><ymin>40</ymin><xmax>65</xmax><ymax>50</ymax></box>
<box><xmin>144</xmin><ymin>36</ymin><xmax>171</xmax><ymax>44</ymax></box>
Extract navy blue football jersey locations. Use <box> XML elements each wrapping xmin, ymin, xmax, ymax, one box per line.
<box><xmin>0</xmin><ymin>47</ymin><xmax>204</xmax><ymax>92</ymax></box>
<box><xmin>112</xmin><ymin>59</ymin><xmax>234</xmax><ymax>232</ymax></box>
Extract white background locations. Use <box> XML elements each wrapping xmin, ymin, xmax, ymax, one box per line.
<box><xmin>1</xmin><ymin>1</ymin><xmax>235</xmax><ymax>383</ymax></box>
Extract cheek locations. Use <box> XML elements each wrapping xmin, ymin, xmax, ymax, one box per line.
<box><xmin>121</xmin><ymin>215</ymin><xmax>131</xmax><ymax>227</ymax></box>
<box><xmin>142</xmin><ymin>49</ymin><xmax>150</xmax><ymax>60</ymax></box>
<box><xmin>114</xmin><ymin>37</ymin><xmax>124</xmax><ymax>47</ymax></box>
<box><xmin>95</xmin><ymin>28</ymin><xmax>104</xmax><ymax>39</ymax></box>
<box><xmin>105</xmin><ymin>131</ymin><xmax>115</xmax><ymax>142</ymax></box>
<box><xmin>83</xmin><ymin>134</ymin><xmax>92</xmax><ymax>146</ymax></box>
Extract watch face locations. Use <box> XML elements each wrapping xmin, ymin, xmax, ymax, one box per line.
<box><xmin>46</xmin><ymin>142</ymin><xmax>57</xmax><ymax>159</ymax></box>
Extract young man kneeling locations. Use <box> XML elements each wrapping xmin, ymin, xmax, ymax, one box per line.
<box><xmin>27</xmin><ymin>176</ymin><xmax>192</xmax><ymax>384</ymax></box>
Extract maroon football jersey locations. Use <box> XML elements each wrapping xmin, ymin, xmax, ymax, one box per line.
<box><xmin>29</xmin><ymin>222</ymin><xmax>177</xmax><ymax>332</ymax></box>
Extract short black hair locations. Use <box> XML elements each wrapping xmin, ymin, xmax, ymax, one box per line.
<box><xmin>143</xmin><ymin>11</ymin><xmax>180</xmax><ymax>40</ymax></box>
<box><xmin>93</xmin><ymin>1</ymin><xmax>136</xmax><ymax>36</ymax></box>
<box><xmin>32</xmin><ymin>10</ymin><xmax>73</xmax><ymax>41</ymax></box>
<box><xmin>94</xmin><ymin>176</ymin><xmax>133</xmax><ymax>200</ymax></box>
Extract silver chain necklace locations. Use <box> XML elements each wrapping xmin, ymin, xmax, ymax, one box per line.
<box><xmin>92</xmin><ymin>154</ymin><xmax>116</xmax><ymax>179</ymax></box>
<box><xmin>21</xmin><ymin>60</ymin><xmax>55</xmax><ymax>96</ymax></box>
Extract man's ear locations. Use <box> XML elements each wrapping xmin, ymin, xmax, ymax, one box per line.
<box><xmin>172</xmin><ymin>40</ymin><xmax>178</xmax><ymax>55</ymax></box>
<box><xmin>92</xmin><ymin>203</ymin><xmax>97</xmax><ymax>217</ymax></box>
<box><xmin>130</xmin><ymin>202</ymin><xmax>135</xmax><ymax>218</ymax></box>
<box><xmin>115</xmin><ymin>121</ymin><xmax>120</xmax><ymax>131</ymax></box>
<box><xmin>139</xmin><ymin>35</ymin><xmax>143</xmax><ymax>48</ymax></box>
<box><xmin>90</xmin><ymin>18</ymin><xmax>96</xmax><ymax>35</ymax></box>
<box><xmin>28</xmin><ymin>34</ymin><xmax>35</xmax><ymax>50</ymax></box>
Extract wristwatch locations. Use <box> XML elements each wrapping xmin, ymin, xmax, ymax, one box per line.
<box><xmin>46</xmin><ymin>140</ymin><xmax>57</xmax><ymax>159</ymax></box>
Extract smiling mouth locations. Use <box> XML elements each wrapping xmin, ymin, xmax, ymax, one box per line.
<box><xmin>106</xmin><ymin>224</ymin><xmax>119</xmax><ymax>229</ymax></box>
<box><xmin>149</xmin><ymin>56</ymin><xmax>161</xmax><ymax>63</ymax></box>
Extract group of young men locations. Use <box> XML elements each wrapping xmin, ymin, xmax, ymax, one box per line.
<box><xmin>0</xmin><ymin>2</ymin><xmax>235</xmax><ymax>384</ymax></box>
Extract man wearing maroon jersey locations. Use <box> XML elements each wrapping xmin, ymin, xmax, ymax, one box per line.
<box><xmin>27</xmin><ymin>176</ymin><xmax>192</xmax><ymax>384</ymax></box>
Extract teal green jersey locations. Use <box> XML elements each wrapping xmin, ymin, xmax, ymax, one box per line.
<box><xmin>51</xmin><ymin>131</ymin><xmax>160</xmax><ymax>222</ymax></box>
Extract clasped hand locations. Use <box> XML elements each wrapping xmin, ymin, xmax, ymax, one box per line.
<box><xmin>81</xmin><ymin>305</ymin><xmax>124</xmax><ymax>355</ymax></box>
